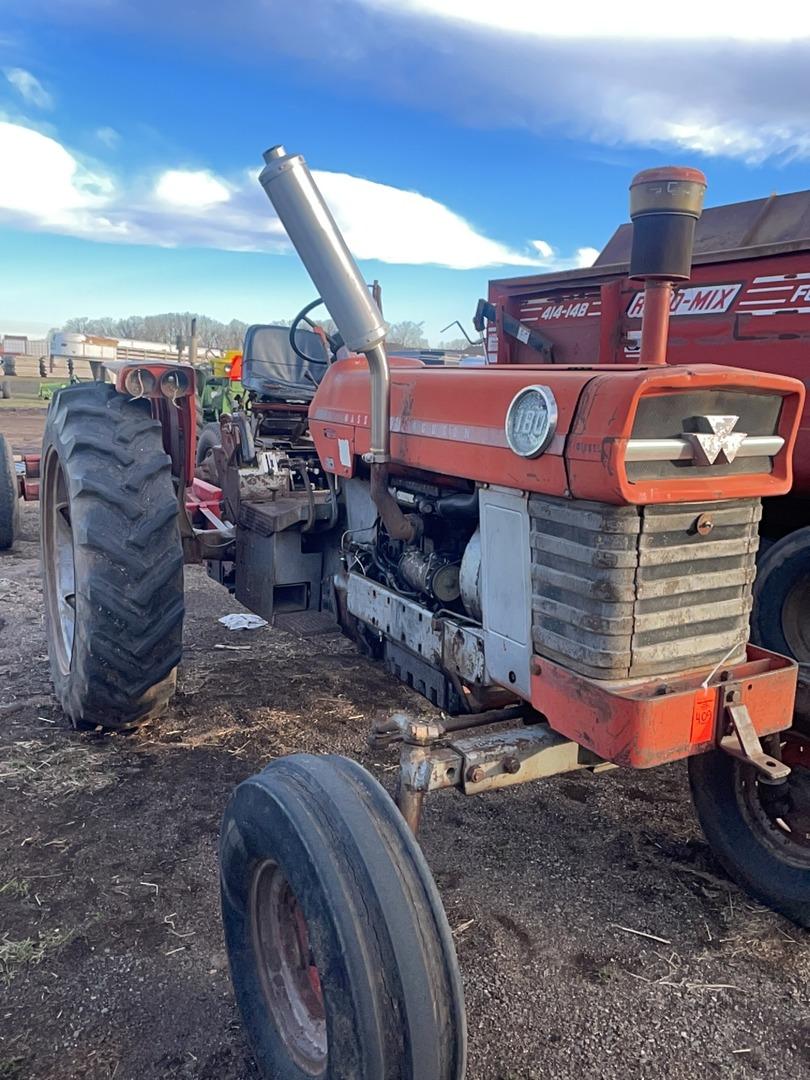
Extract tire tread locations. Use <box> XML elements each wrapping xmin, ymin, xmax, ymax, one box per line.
<box><xmin>42</xmin><ymin>383</ymin><xmax>183</xmax><ymax>728</ymax></box>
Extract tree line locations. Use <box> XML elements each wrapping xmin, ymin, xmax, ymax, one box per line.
<box><xmin>62</xmin><ymin>314</ymin><xmax>482</xmax><ymax>353</ymax></box>
<box><xmin>63</xmin><ymin>313</ymin><xmax>253</xmax><ymax>352</ymax></box>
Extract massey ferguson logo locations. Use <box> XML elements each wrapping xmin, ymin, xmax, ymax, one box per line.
<box><xmin>685</xmin><ymin>415</ymin><xmax>746</xmax><ymax>466</ymax></box>
<box><xmin>627</xmin><ymin>283</ymin><xmax>742</xmax><ymax>319</ymax></box>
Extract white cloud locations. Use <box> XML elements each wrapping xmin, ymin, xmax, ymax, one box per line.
<box><xmin>357</xmin><ymin>5</ymin><xmax>810</xmax><ymax>164</ymax></box>
<box><xmin>352</xmin><ymin>3</ymin><xmax>810</xmax><ymax>164</ymax></box>
<box><xmin>0</xmin><ymin>121</ymin><xmax>594</xmax><ymax>269</ymax></box>
<box><xmin>364</xmin><ymin>0</ymin><xmax>810</xmax><ymax>41</ymax></box>
<box><xmin>12</xmin><ymin>0</ymin><xmax>810</xmax><ymax>163</ymax></box>
<box><xmin>576</xmin><ymin>246</ymin><xmax>599</xmax><ymax>267</ymax></box>
<box><xmin>113</xmin><ymin>0</ymin><xmax>803</xmax><ymax>165</ymax></box>
<box><xmin>5</xmin><ymin>68</ymin><xmax>53</xmax><ymax>109</ymax></box>
<box><xmin>0</xmin><ymin>122</ymin><xmax>111</xmax><ymax>227</ymax></box>
<box><xmin>96</xmin><ymin>126</ymin><xmax>120</xmax><ymax>148</ymax></box>
<box><xmin>154</xmin><ymin>169</ymin><xmax>231</xmax><ymax>208</ymax></box>
<box><xmin>310</xmin><ymin>170</ymin><xmax>537</xmax><ymax>269</ymax></box>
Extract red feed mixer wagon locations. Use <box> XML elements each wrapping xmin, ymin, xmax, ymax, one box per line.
<box><xmin>16</xmin><ymin>150</ymin><xmax>810</xmax><ymax>1079</ymax></box>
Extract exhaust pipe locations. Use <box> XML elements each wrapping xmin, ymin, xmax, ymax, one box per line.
<box><xmin>258</xmin><ymin>145</ymin><xmax>390</xmax><ymax>462</ymax></box>
<box><xmin>258</xmin><ymin>145</ymin><xmax>419</xmax><ymax>543</ymax></box>
<box><xmin>629</xmin><ymin>167</ymin><xmax>707</xmax><ymax>366</ymax></box>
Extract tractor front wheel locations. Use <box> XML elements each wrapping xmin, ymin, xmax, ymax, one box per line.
<box><xmin>220</xmin><ymin>754</ymin><xmax>466</xmax><ymax>1080</ymax></box>
<box><xmin>41</xmin><ymin>382</ymin><xmax>184</xmax><ymax>729</ymax></box>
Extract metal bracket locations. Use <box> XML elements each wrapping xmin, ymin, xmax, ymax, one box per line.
<box><xmin>393</xmin><ymin>713</ymin><xmax>617</xmax><ymax>837</ymax></box>
<box><xmin>473</xmin><ymin>299</ymin><xmax>555</xmax><ymax>361</ymax></box>
<box><xmin>361</xmin><ymin>450</ymin><xmax>390</xmax><ymax>465</ymax></box>
<box><xmin>720</xmin><ymin>703</ymin><xmax>790</xmax><ymax>781</ymax></box>
<box><xmin>395</xmin><ymin>714</ymin><xmax>450</xmax><ymax>836</ymax></box>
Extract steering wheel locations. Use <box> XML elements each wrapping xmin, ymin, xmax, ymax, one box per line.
<box><xmin>289</xmin><ymin>298</ymin><xmax>342</xmax><ymax>365</ymax></box>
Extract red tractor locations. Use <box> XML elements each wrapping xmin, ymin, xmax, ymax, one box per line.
<box><xmin>35</xmin><ymin>150</ymin><xmax>808</xmax><ymax>1079</ymax></box>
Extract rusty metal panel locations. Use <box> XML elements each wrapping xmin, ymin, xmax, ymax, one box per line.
<box><xmin>451</xmin><ymin>724</ymin><xmax>611</xmax><ymax>794</ymax></box>
<box><xmin>346</xmin><ymin>571</ymin><xmax>489</xmax><ymax>687</ymax></box>
<box><xmin>533</xmin><ymin>644</ymin><xmax>797</xmax><ymax>768</ymax></box>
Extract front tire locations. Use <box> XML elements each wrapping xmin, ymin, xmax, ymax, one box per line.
<box><xmin>220</xmin><ymin>754</ymin><xmax>466</xmax><ymax>1080</ymax></box>
<box><xmin>688</xmin><ymin>737</ymin><xmax>810</xmax><ymax>927</ymax></box>
<box><xmin>41</xmin><ymin>383</ymin><xmax>184</xmax><ymax>729</ymax></box>
<box><xmin>0</xmin><ymin>434</ymin><xmax>20</xmax><ymax>550</ymax></box>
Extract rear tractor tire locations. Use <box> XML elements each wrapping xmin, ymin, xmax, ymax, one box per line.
<box><xmin>751</xmin><ymin>526</ymin><xmax>810</xmax><ymax>663</ymax></box>
<box><xmin>0</xmin><ymin>434</ymin><xmax>20</xmax><ymax>550</ymax></box>
<box><xmin>40</xmin><ymin>382</ymin><xmax>184</xmax><ymax>730</ymax></box>
<box><xmin>220</xmin><ymin>754</ymin><xmax>466</xmax><ymax>1080</ymax></box>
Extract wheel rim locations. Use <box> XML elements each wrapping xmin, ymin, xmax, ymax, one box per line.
<box><xmin>42</xmin><ymin>449</ymin><xmax>76</xmax><ymax>676</ymax></box>
<box><xmin>735</xmin><ymin>727</ymin><xmax>810</xmax><ymax>870</ymax></box>
<box><xmin>249</xmin><ymin>860</ymin><xmax>327</xmax><ymax>1075</ymax></box>
<box><xmin>781</xmin><ymin>574</ymin><xmax>810</xmax><ymax>661</ymax></box>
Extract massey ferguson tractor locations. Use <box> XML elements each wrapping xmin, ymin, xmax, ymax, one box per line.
<box><xmin>35</xmin><ymin>149</ymin><xmax>809</xmax><ymax>1079</ymax></box>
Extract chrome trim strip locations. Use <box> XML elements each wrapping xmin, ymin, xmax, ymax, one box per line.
<box><xmin>624</xmin><ymin>434</ymin><xmax>784</xmax><ymax>463</ymax></box>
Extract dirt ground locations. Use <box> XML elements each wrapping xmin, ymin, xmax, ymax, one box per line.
<box><xmin>0</xmin><ymin>407</ymin><xmax>48</xmax><ymax>454</ymax></box>
<box><xmin>1</xmin><ymin>495</ymin><xmax>808</xmax><ymax>1080</ymax></box>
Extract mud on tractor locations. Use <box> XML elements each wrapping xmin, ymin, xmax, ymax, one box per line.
<box><xmin>36</xmin><ymin>149</ymin><xmax>808</xmax><ymax>1078</ymax></box>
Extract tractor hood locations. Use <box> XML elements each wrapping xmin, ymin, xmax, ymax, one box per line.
<box><xmin>308</xmin><ymin>356</ymin><xmax>803</xmax><ymax>506</ymax></box>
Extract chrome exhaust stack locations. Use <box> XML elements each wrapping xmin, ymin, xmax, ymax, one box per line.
<box><xmin>258</xmin><ymin>145</ymin><xmax>390</xmax><ymax>463</ymax></box>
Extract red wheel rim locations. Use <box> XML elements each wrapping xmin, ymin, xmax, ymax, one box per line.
<box><xmin>249</xmin><ymin>860</ymin><xmax>327</xmax><ymax>1075</ymax></box>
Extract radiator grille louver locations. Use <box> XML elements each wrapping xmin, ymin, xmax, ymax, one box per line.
<box><xmin>529</xmin><ymin>495</ymin><xmax>760</xmax><ymax>680</ymax></box>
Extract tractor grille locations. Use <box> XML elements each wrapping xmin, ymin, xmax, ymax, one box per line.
<box><xmin>529</xmin><ymin>495</ymin><xmax>761</xmax><ymax>680</ymax></box>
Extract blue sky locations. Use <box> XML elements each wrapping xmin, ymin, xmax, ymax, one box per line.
<box><xmin>1</xmin><ymin>1</ymin><xmax>809</xmax><ymax>343</ymax></box>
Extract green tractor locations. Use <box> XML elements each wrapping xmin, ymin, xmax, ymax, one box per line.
<box><xmin>195</xmin><ymin>349</ymin><xmax>244</xmax><ymax>463</ymax></box>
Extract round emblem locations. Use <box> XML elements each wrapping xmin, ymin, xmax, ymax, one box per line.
<box><xmin>505</xmin><ymin>385</ymin><xmax>558</xmax><ymax>458</ymax></box>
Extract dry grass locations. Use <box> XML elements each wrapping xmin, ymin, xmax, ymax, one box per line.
<box><xmin>0</xmin><ymin>739</ymin><xmax>114</xmax><ymax>796</ymax></box>
<box><xmin>0</xmin><ymin>880</ymin><xmax>29</xmax><ymax>900</ymax></box>
<box><xmin>0</xmin><ymin>928</ymin><xmax>74</xmax><ymax>985</ymax></box>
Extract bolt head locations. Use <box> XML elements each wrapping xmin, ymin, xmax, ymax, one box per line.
<box><xmin>467</xmin><ymin>765</ymin><xmax>486</xmax><ymax>784</ymax></box>
<box><xmin>399</xmin><ymin>715</ymin><xmax>443</xmax><ymax>745</ymax></box>
<box><xmin>502</xmin><ymin>756</ymin><xmax>521</xmax><ymax>775</ymax></box>
<box><xmin>695</xmin><ymin>512</ymin><xmax>714</xmax><ymax>536</ymax></box>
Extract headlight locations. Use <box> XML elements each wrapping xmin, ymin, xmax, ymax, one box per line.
<box><xmin>505</xmin><ymin>385</ymin><xmax>558</xmax><ymax>458</ymax></box>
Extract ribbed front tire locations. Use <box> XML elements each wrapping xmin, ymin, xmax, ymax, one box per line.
<box><xmin>221</xmin><ymin>754</ymin><xmax>467</xmax><ymax>1080</ymax></box>
<box><xmin>41</xmin><ymin>383</ymin><xmax>184</xmax><ymax>729</ymax></box>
